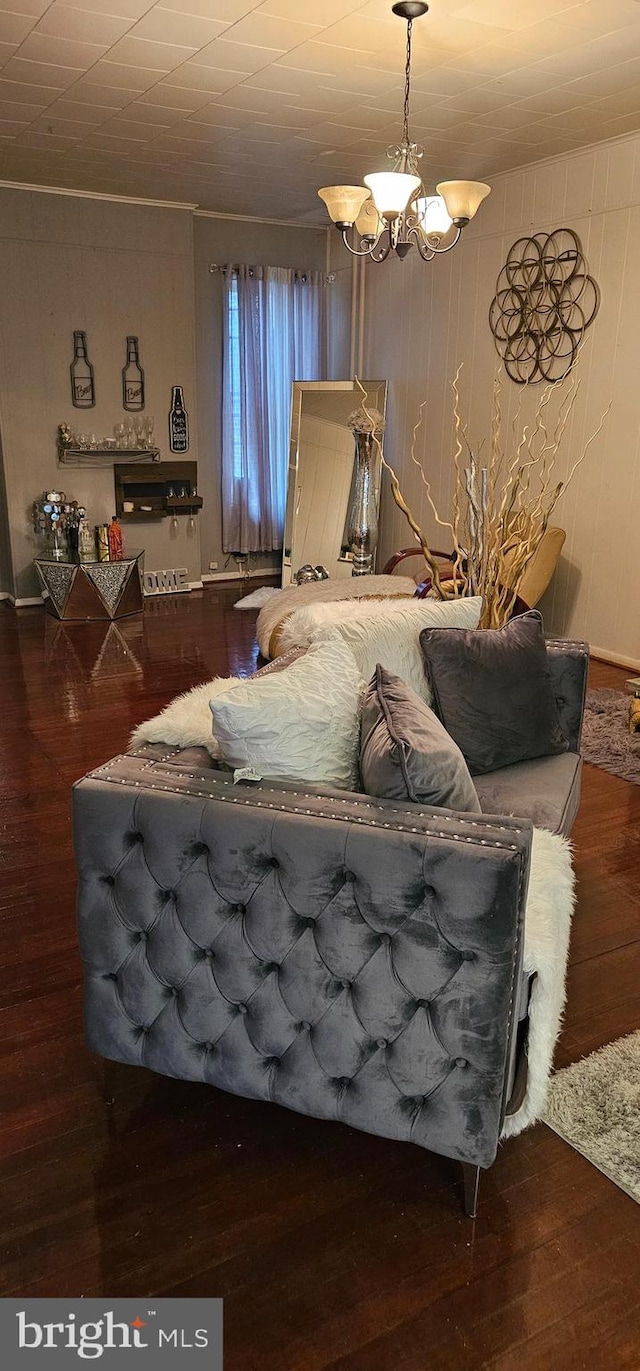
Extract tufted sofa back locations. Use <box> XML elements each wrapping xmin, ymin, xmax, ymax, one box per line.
<box><xmin>75</xmin><ymin>752</ymin><xmax>531</xmax><ymax>1169</ymax></box>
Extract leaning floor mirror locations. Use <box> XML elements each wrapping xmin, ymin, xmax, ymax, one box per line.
<box><xmin>282</xmin><ymin>380</ymin><xmax>387</xmax><ymax>586</ymax></box>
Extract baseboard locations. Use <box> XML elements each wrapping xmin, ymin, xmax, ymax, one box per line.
<box><xmin>202</xmin><ymin>569</ymin><xmax>281</xmax><ymax>584</ymax></box>
<box><xmin>590</xmin><ymin>646</ymin><xmax>640</xmax><ymax>672</ymax></box>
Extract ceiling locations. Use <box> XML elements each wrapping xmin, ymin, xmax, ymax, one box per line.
<box><xmin>1</xmin><ymin>0</ymin><xmax>640</xmax><ymax>221</ymax></box>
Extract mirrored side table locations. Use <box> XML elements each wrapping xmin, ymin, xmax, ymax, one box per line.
<box><xmin>34</xmin><ymin>550</ymin><xmax>144</xmax><ymax>620</ymax></box>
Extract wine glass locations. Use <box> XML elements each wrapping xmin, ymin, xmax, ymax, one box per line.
<box><xmin>144</xmin><ymin>415</ymin><xmax>155</xmax><ymax>447</ymax></box>
<box><xmin>114</xmin><ymin>423</ymin><xmax>125</xmax><ymax>450</ymax></box>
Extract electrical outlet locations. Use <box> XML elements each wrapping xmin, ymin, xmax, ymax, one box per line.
<box><xmin>209</xmin><ymin>560</ymin><xmax>218</xmax><ymax>571</ymax></box>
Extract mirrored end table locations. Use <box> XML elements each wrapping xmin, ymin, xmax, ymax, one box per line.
<box><xmin>34</xmin><ymin>550</ymin><xmax>144</xmax><ymax>621</ymax></box>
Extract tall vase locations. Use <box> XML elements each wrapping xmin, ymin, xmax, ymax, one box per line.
<box><xmin>348</xmin><ymin>430</ymin><xmax>378</xmax><ymax>576</ymax></box>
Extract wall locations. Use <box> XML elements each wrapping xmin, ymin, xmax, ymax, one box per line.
<box><xmin>0</xmin><ymin>431</ymin><xmax>12</xmax><ymax>596</ymax></box>
<box><xmin>363</xmin><ymin>132</ymin><xmax>640</xmax><ymax>668</ymax></box>
<box><xmin>192</xmin><ymin>213</ymin><xmax>327</xmax><ymax>578</ymax></box>
<box><xmin>0</xmin><ymin>187</ymin><xmax>200</xmax><ymax>601</ymax></box>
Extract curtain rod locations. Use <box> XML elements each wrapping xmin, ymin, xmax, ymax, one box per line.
<box><xmin>208</xmin><ymin>263</ymin><xmax>335</xmax><ymax>283</ymax></box>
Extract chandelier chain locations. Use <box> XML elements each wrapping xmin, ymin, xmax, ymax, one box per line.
<box><xmin>402</xmin><ymin>18</ymin><xmax>412</xmax><ymax>149</ymax></box>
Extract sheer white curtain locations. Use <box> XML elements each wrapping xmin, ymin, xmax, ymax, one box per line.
<box><xmin>221</xmin><ymin>264</ymin><xmax>323</xmax><ymax>554</ymax></box>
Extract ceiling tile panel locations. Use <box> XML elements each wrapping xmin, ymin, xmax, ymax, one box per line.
<box><xmin>192</xmin><ymin>38</ymin><xmax>286</xmax><ymax>71</ymax></box>
<box><xmin>0</xmin><ymin>117</ymin><xmax>30</xmax><ymax>134</ymax></box>
<box><xmin>0</xmin><ymin>0</ymin><xmax>51</xmax><ymax>16</ymax></box>
<box><xmin>126</xmin><ymin>9</ymin><xmax>229</xmax><ymax>47</ymax></box>
<box><xmin>0</xmin><ymin>39</ymin><xmax>18</xmax><ymax>61</ymax></box>
<box><xmin>81</xmin><ymin>59</ymin><xmax>170</xmax><ymax>88</ymax></box>
<box><xmin>164</xmin><ymin>61</ymin><xmax>252</xmax><ymax>90</ymax></box>
<box><xmin>258</xmin><ymin>1</ymin><xmax>362</xmax><ymax>20</ymax></box>
<box><xmin>224</xmin><ymin>13</ymin><xmax>322</xmax><ymax>47</ymax></box>
<box><xmin>106</xmin><ymin>35</ymin><xmax>199</xmax><ymax>68</ymax></box>
<box><xmin>0</xmin><ymin>95</ymin><xmax>45</xmax><ymax>118</ymax></box>
<box><xmin>0</xmin><ymin>75</ymin><xmax>62</xmax><ymax>102</ymax></box>
<box><xmin>60</xmin><ymin>0</ymin><xmax>153</xmax><ymax>16</ymax></box>
<box><xmin>56</xmin><ymin>82</ymin><xmax>135</xmax><ymax>106</ymax></box>
<box><xmin>2</xmin><ymin>58</ymin><xmax>84</xmax><ymax>87</ymax></box>
<box><xmin>15</xmin><ymin>32</ymin><xmax>110</xmax><ymax>66</ymax></box>
<box><xmin>0</xmin><ymin>11</ymin><xmax>37</xmax><ymax>42</ymax></box>
<box><xmin>33</xmin><ymin>6</ymin><xmax>135</xmax><ymax>45</ymax></box>
<box><xmin>136</xmin><ymin>79</ymin><xmax>222</xmax><ymax>104</ymax></box>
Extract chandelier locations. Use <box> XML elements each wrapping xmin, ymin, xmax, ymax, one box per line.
<box><xmin>318</xmin><ymin>2</ymin><xmax>490</xmax><ymax>263</ymax></box>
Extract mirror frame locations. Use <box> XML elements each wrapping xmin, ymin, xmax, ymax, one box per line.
<box><xmin>282</xmin><ymin>379</ymin><xmax>387</xmax><ymax>587</ymax></box>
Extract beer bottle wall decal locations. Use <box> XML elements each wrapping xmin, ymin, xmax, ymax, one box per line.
<box><xmin>70</xmin><ymin>330</ymin><xmax>95</xmax><ymax>409</ymax></box>
<box><xmin>169</xmin><ymin>385</ymin><xmax>189</xmax><ymax>452</ymax></box>
<box><xmin>122</xmin><ymin>335</ymin><xmax>145</xmax><ymax>411</ymax></box>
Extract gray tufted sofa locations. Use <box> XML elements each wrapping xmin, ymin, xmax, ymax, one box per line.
<box><xmin>73</xmin><ymin>637</ymin><xmax>588</xmax><ymax>1216</ymax></box>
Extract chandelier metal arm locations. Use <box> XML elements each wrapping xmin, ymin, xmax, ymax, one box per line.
<box><xmin>413</xmin><ymin>224</ymin><xmax>462</xmax><ymax>261</ymax></box>
<box><xmin>340</xmin><ymin>228</ymin><xmax>391</xmax><ymax>260</ymax></box>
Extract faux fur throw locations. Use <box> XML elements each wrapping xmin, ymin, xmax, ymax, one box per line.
<box><xmin>256</xmin><ymin>573</ymin><xmax>416</xmax><ymax>658</ymax></box>
<box><xmin>501</xmin><ymin>826</ymin><xmax>575</xmax><ymax>1138</ymax></box>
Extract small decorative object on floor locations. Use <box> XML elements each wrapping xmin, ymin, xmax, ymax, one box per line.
<box><xmin>143</xmin><ymin>567</ymin><xmax>189</xmax><ymax>595</ymax></box>
<box><xmin>233</xmin><ymin>586</ymin><xmax>281</xmax><ymax>611</ymax></box>
<box><xmin>122</xmin><ymin>335</ymin><xmax>145</xmax><ymax>411</ymax></box>
<box><xmin>581</xmin><ymin>688</ymin><xmax>640</xmax><ymax>783</ymax></box>
<box><xmin>347</xmin><ymin>405</ymin><xmax>385</xmax><ymax>576</ymax></box>
<box><xmin>544</xmin><ymin>1031</ymin><xmax>640</xmax><ymax>1204</ymax></box>
<box><xmin>169</xmin><ymin>385</ymin><xmax>189</xmax><ymax>452</ymax></box>
<box><xmin>70</xmin><ymin>330</ymin><xmax>95</xmax><ymax>408</ymax></box>
<box><xmin>107</xmin><ymin>515</ymin><xmax>124</xmax><ymax>561</ymax></box>
<box><xmin>295</xmin><ymin>564</ymin><xmax>321</xmax><ymax>584</ymax></box>
<box><xmin>627</xmin><ymin>677</ymin><xmax>640</xmax><ymax>734</ymax></box>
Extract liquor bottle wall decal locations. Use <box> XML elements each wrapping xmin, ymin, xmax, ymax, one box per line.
<box><xmin>122</xmin><ymin>335</ymin><xmax>145</xmax><ymax>411</ymax></box>
<box><xmin>70</xmin><ymin>330</ymin><xmax>95</xmax><ymax>409</ymax></box>
<box><xmin>169</xmin><ymin>385</ymin><xmax>189</xmax><ymax>453</ymax></box>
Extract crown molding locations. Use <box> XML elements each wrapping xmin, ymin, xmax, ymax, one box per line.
<box><xmin>194</xmin><ymin>208</ymin><xmax>327</xmax><ymax>231</ymax></box>
<box><xmin>0</xmin><ymin>180</ymin><xmax>197</xmax><ymax>210</ymax></box>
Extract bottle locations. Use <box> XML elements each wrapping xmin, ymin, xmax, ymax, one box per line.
<box><xmin>78</xmin><ymin>519</ymin><xmax>94</xmax><ymax>558</ymax></box>
<box><xmin>169</xmin><ymin>385</ymin><xmax>189</xmax><ymax>453</ymax></box>
<box><xmin>122</xmin><ymin>335</ymin><xmax>145</xmax><ymax>411</ymax></box>
<box><xmin>95</xmin><ymin>524</ymin><xmax>109</xmax><ymax>561</ymax></box>
<box><xmin>70</xmin><ymin>330</ymin><xmax>95</xmax><ymax>409</ymax></box>
<box><xmin>107</xmin><ymin>515</ymin><xmax>124</xmax><ymax>561</ymax></box>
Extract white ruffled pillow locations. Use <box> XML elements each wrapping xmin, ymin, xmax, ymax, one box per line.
<box><xmin>209</xmin><ymin>637</ymin><xmax>364</xmax><ymax>789</ymax></box>
<box><xmin>317</xmin><ymin>596</ymin><xmax>482</xmax><ymax>706</ymax></box>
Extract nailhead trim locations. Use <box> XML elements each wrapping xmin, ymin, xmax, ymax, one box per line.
<box><xmin>89</xmin><ymin>758</ymin><xmax>526</xmax><ymax>851</ymax></box>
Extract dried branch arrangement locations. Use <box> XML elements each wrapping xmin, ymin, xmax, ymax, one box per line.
<box><xmin>356</xmin><ymin>369</ymin><xmax>610</xmax><ymax>628</ymax></box>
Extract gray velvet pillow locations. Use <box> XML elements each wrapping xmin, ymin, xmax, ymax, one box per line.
<box><xmin>360</xmin><ymin>664</ymin><xmax>481</xmax><ymax>812</ymax></box>
<box><xmin>419</xmin><ymin>609</ymin><xmax>568</xmax><ymax>776</ymax></box>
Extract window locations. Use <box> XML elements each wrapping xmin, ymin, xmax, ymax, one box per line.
<box><xmin>221</xmin><ymin>265</ymin><xmax>323</xmax><ymax>555</ymax></box>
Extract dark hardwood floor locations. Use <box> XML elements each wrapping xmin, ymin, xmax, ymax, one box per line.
<box><xmin>1</xmin><ymin>589</ymin><xmax>639</xmax><ymax>1369</ymax></box>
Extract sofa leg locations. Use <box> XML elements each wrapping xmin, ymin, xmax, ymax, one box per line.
<box><xmin>93</xmin><ymin>1055</ymin><xmax>115</xmax><ymax>1107</ymax></box>
<box><xmin>461</xmin><ymin>1162</ymin><xmax>480</xmax><ymax>1218</ymax></box>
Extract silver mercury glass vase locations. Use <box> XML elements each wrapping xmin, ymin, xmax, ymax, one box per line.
<box><xmin>347</xmin><ymin>429</ymin><xmax>378</xmax><ymax>576</ymax></box>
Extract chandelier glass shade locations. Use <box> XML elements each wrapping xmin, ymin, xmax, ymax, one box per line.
<box><xmin>318</xmin><ymin>2</ymin><xmax>490</xmax><ymax>264</ymax></box>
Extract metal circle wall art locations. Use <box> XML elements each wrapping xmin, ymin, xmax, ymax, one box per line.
<box><xmin>489</xmin><ymin>228</ymin><xmax>599</xmax><ymax>384</ymax></box>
